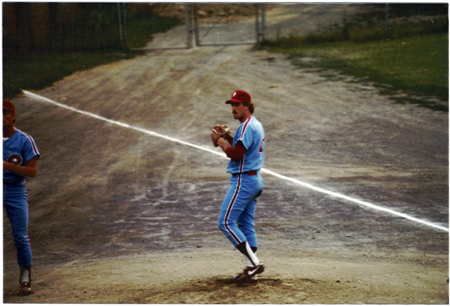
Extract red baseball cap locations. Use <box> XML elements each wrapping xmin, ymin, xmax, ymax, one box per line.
<box><xmin>3</xmin><ymin>100</ymin><xmax>15</xmax><ymax>113</ymax></box>
<box><xmin>225</xmin><ymin>90</ymin><xmax>251</xmax><ymax>104</ymax></box>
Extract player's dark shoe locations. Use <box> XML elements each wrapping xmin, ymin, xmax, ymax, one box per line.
<box><xmin>226</xmin><ymin>267</ymin><xmax>258</xmax><ymax>284</ymax></box>
<box><xmin>226</xmin><ymin>274</ymin><xmax>258</xmax><ymax>284</ymax></box>
<box><xmin>234</xmin><ymin>264</ymin><xmax>265</xmax><ymax>284</ymax></box>
<box><xmin>19</xmin><ymin>282</ymin><xmax>32</xmax><ymax>296</ymax></box>
<box><xmin>226</xmin><ymin>273</ymin><xmax>244</xmax><ymax>284</ymax></box>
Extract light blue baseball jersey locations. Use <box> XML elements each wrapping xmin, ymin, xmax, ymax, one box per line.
<box><xmin>226</xmin><ymin>116</ymin><xmax>265</xmax><ymax>174</ymax></box>
<box><xmin>3</xmin><ymin>129</ymin><xmax>40</xmax><ymax>181</ymax></box>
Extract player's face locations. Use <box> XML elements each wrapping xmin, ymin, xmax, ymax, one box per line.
<box><xmin>3</xmin><ymin>109</ymin><xmax>15</xmax><ymax>127</ymax></box>
<box><xmin>231</xmin><ymin>102</ymin><xmax>248</xmax><ymax>122</ymax></box>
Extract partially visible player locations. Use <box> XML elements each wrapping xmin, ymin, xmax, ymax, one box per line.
<box><xmin>211</xmin><ymin>90</ymin><xmax>266</xmax><ymax>284</ymax></box>
<box><xmin>3</xmin><ymin>100</ymin><xmax>40</xmax><ymax>296</ymax></box>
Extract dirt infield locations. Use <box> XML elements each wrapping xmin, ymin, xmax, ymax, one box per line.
<box><xmin>3</xmin><ymin>4</ymin><xmax>448</xmax><ymax>304</ymax></box>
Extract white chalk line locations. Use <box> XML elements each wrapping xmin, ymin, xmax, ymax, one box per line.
<box><xmin>23</xmin><ymin>90</ymin><xmax>449</xmax><ymax>233</ymax></box>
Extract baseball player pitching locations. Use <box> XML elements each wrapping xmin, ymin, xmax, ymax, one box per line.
<box><xmin>211</xmin><ymin>90</ymin><xmax>266</xmax><ymax>284</ymax></box>
<box><xmin>3</xmin><ymin>100</ymin><xmax>40</xmax><ymax>296</ymax></box>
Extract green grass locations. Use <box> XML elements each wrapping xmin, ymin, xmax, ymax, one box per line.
<box><xmin>260</xmin><ymin>8</ymin><xmax>449</xmax><ymax>112</ymax></box>
<box><xmin>3</xmin><ymin>51</ymin><xmax>140</xmax><ymax>99</ymax></box>
<box><xmin>266</xmin><ymin>34</ymin><xmax>448</xmax><ymax>112</ymax></box>
<box><xmin>3</xmin><ymin>5</ymin><xmax>182</xmax><ymax>99</ymax></box>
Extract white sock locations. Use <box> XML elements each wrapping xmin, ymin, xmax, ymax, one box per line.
<box><xmin>245</xmin><ymin>251</ymin><xmax>257</xmax><ymax>267</ymax></box>
<box><xmin>244</xmin><ymin>241</ymin><xmax>260</xmax><ymax>267</ymax></box>
<box><xmin>20</xmin><ymin>269</ymin><xmax>30</xmax><ymax>284</ymax></box>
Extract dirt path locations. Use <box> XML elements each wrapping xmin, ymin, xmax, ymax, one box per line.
<box><xmin>3</xmin><ymin>4</ymin><xmax>448</xmax><ymax>304</ymax></box>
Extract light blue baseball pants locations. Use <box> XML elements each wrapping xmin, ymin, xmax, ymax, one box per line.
<box><xmin>218</xmin><ymin>172</ymin><xmax>264</xmax><ymax>248</ymax></box>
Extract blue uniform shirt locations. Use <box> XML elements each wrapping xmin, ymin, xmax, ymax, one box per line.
<box><xmin>226</xmin><ymin>116</ymin><xmax>265</xmax><ymax>174</ymax></box>
<box><xmin>3</xmin><ymin>129</ymin><xmax>40</xmax><ymax>181</ymax></box>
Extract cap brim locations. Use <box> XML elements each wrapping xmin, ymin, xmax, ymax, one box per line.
<box><xmin>225</xmin><ymin>98</ymin><xmax>244</xmax><ymax>104</ymax></box>
<box><xmin>3</xmin><ymin>106</ymin><xmax>14</xmax><ymax>112</ymax></box>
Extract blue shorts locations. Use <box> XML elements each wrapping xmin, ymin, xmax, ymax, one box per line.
<box><xmin>218</xmin><ymin>172</ymin><xmax>264</xmax><ymax>247</ymax></box>
<box><xmin>3</xmin><ymin>182</ymin><xmax>32</xmax><ymax>267</ymax></box>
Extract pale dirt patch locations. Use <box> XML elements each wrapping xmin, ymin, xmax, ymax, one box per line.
<box><xmin>4</xmin><ymin>248</ymin><xmax>448</xmax><ymax>304</ymax></box>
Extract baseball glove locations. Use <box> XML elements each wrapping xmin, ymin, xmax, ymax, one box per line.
<box><xmin>211</xmin><ymin>124</ymin><xmax>231</xmax><ymax>147</ymax></box>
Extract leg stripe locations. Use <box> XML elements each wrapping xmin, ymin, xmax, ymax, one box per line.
<box><xmin>224</xmin><ymin>173</ymin><xmax>242</xmax><ymax>244</ymax></box>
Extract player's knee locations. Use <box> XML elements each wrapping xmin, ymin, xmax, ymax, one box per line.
<box><xmin>218</xmin><ymin>217</ymin><xmax>231</xmax><ymax>234</ymax></box>
<box><xmin>14</xmin><ymin>234</ymin><xmax>29</xmax><ymax>248</ymax></box>
<box><xmin>218</xmin><ymin>220</ymin><xmax>226</xmax><ymax>233</ymax></box>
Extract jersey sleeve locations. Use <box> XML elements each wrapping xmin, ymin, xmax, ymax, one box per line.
<box><xmin>22</xmin><ymin>135</ymin><xmax>40</xmax><ymax>163</ymax></box>
<box><xmin>225</xmin><ymin>141</ymin><xmax>246</xmax><ymax>161</ymax></box>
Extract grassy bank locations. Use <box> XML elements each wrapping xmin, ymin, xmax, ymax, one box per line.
<box><xmin>3</xmin><ymin>51</ymin><xmax>139</xmax><ymax>99</ymax></box>
<box><xmin>261</xmin><ymin>4</ymin><xmax>448</xmax><ymax>112</ymax></box>
<box><xmin>264</xmin><ymin>34</ymin><xmax>448</xmax><ymax>112</ymax></box>
<box><xmin>3</xmin><ymin>5</ymin><xmax>181</xmax><ymax>99</ymax></box>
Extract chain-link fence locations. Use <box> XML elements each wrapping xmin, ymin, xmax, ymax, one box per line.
<box><xmin>5</xmin><ymin>3</ymin><xmax>446</xmax><ymax>52</ymax></box>
<box><xmin>188</xmin><ymin>3</ymin><xmax>373</xmax><ymax>48</ymax></box>
<box><xmin>192</xmin><ymin>3</ymin><xmax>260</xmax><ymax>46</ymax></box>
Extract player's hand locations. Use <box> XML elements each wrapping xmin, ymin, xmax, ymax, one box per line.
<box><xmin>211</xmin><ymin>124</ymin><xmax>230</xmax><ymax>147</ymax></box>
<box><xmin>211</xmin><ymin>129</ymin><xmax>223</xmax><ymax>147</ymax></box>
<box><xmin>213</xmin><ymin>124</ymin><xmax>231</xmax><ymax>138</ymax></box>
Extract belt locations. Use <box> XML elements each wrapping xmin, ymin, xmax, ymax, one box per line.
<box><xmin>233</xmin><ymin>171</ymin><xmax>257</xmax><ymax>176</ymax></box>
<box><xmin>3</xmin><ymin>179</ymin><xmax>23</xmax><ymax>184</ymax></box>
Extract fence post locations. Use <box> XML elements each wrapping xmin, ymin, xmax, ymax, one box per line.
<box><xmin>123</xmin><ymin>3</ymin><xmax>127</xmax><ymax>46</ymax></box>
<box><xmin>193</xmin><ymin>3</ymin><xmax>200</xmax><ymax>46</ymax></box>
<box><xmin>385</xmin><ymin>3</ymin><xmax>389</xmax><ymax>35</ymax></box>
<box><xmin>117</xmin><ymin>3</ymin><xmax>123</xmax><ymax>42</ymax></box>
<box><xmin>261</xmin><ymin>3</ymin><xmax>266</xmax><ymax>41</ymax></box>
<box><xmin>255</xmin><ymin>4</ymin><xmax>260</xmax><ymax>43</ymax></box>
<box><xmin>185</xmin><ymin>3</ymin><xmax>192</xmax><ymax>48</ymax></box>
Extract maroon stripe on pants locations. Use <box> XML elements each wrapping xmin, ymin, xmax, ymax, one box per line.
<box><xmin>224</xmin><ymin>173</ymin><xmax>242</xmax><ymax>244</ymax></box>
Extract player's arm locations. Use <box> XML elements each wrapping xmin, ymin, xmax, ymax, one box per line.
<box><xmin>224</xmin><ymin>133</ymin><xmax>234</xmax><ymax>145</ymax></box>
<box><xmin>3</xmin><ymin>157</ymin><xmax>38</xmax><ymax>177</ymax></box>
<box><xmin>217</xmin><ymin>138</ymin><xmax>246</xmax><ymax>161</ymax></box>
